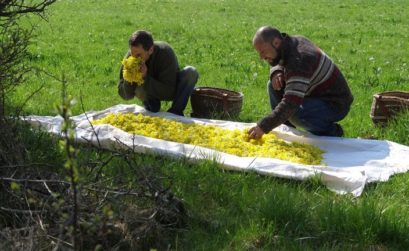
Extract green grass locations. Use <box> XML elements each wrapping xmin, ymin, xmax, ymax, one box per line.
<box><xmin>9</xmin><ymin>0</ymin><xmax>409</xmax><ymax>249</ymax></box>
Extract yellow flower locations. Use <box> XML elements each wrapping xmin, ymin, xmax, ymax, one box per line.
<box><xmin>93</xmin><ymin>113</ymin><xmax>324</xmax><ymax>165</ymax></box>
<box><xmin>122</xmin><ymin>56</ymin><xmax>144</xmax><ymax>85</ymax></box>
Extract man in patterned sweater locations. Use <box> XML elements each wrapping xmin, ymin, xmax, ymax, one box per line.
<box><xmin>248</xmin><ymin>26</ymin><xmax>353</xmax><ymax>139</ymax></box>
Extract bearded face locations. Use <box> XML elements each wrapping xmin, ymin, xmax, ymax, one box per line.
<box><xmin>254</xmin><ymin>40</ymin><xmax>282</xmax><ymax>66</ymax></box>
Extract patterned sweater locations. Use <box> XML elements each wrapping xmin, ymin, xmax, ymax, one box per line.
<box><xmin>258</xmin><ymin>34</ymin><xmax>354</xmax><ymax>133</ymax></box>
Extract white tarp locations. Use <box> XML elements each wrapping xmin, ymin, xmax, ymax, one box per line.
<box><xmin>23</xmin><ymin>104</ymin><xmax>409</xmax><ymax>197</ymax></box>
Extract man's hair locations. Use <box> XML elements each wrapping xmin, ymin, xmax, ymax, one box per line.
<box><xmin>128</xmin><ymin>30</ymin><xmax>154</xmax><ymax>50</ymax></box>
<box><xmin>253</xmin><ymin>26</ymin><xmax>282</xmax><ymax>44</ymax></box>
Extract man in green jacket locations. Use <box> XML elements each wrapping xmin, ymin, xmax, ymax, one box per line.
<box><xmin>118</xmin><ymin>30</ymin><xmax>199</xmax><ymax>116</ymax></box>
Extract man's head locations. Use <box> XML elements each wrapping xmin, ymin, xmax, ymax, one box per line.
<box><xmin>128</xmin><ymin>30</ymin><xmax>154</xmax><ymax>61</ymax></box>
<box><xmin>252</xmin><ymin>26</ymin><xmax>283</xmax><ymax>65</ymax></box>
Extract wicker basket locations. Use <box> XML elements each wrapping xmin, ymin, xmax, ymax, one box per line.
<box><xmin>370</xmin><ymin>91</ymin><xmax>409</xmax><ymax>125</ymax></box>
<box><xmin>190</xmin><ymin>87</ymin><xmax>244</xmax><ymax>119</ymax></box>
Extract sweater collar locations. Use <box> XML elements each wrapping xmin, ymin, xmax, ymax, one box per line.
<box><xmin>279</xmin><ymin>33</ymin><xmax>291</xmax><ymax>66</ymax></box>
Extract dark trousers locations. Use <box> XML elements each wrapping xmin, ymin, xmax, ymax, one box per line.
<box><xmin>144</xmin><ymin>66</ymin><xmax>199</xmax><ymax>116</ymax></box>
<box><xmin>267</xmin><ymin>81</ymin><xmax>348</xmax><ymax>136</ymax></box>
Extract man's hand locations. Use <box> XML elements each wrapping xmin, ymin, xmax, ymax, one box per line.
<box><xmin>248</xmin><ymin>126</ymin><xmax>264</xmax><ymax>139</ymax></box>
<box><xmin>271</xmin><ymin>72</ymin><xmax>285</xmax><ymax>90</ymax></box>
<box><xmin>140</xmin><ymin>62</ymin><xmax>147</xmax><ymax>79</ymax></box>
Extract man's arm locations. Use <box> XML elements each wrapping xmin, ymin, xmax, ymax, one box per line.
<box><xmin>118</xmin><ymin>51</ymin><xmax>136</xmax><ymax>100</ymax></box>
<box><xmin>248</xmin><ymin>100</ymin><xmax>298</xmax><ymax>139</ymax></box>
<box><xmin>251</xmin><ymin>67</ymin><xmax>297</xmax><ymax>137</ymax></box>
<box><xmin>270</xmin><ymin>65</ymin><xmax>285</xmax><ymax>86</ymax></box>
<box><xmin>258</xmin><ymin>99</ymin><xmax>298</xmax><ymax>133</ymax></box>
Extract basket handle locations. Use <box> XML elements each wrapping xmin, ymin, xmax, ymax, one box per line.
<box><xmin>222</xmin><ymin>93</ymin><xmax>228</xmax><ymax>114</ymax></box>
<box><xmin>374</xmin><ymin>94</ymin><xmax>391</xmax><ymax>117</ymax></box>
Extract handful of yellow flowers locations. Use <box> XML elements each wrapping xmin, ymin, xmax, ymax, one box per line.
<box><xmin>121</xmin><ymin>56</ymin><xmax>144</xmax><ymax>85</ymax></box>
<box><xmin>93</xmin><ymin>113</ymin><xmax>324</xmax><ymax>165</ymax></box>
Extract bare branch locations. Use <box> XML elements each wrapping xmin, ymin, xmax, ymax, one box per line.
<box><xmin>0</xmin><ymin>162</ymin><xmax>58</xmax><ymax>169</ymax></box>
<box><xmin>80</xmin><ymin>92</ymin><xmax>102</xmax><ymax>148</ymax></box>
<box><xmin>15</xmin><ymin>84</ymin><xmax>45</xmax><ymax>115</ymax></box>
<box><xmin>0</xmin><ymin>206</ymin><xmax>41</xmax><ymax>214</ymax></box>
<box><xmin>0</xmin><ymin>177</ymin><xmax>70</xmax><ymax>185</ymax></box>
<box><xmin>47</xmin><ymin>234</ymin><xmax>74</xmax><ymax>249</ymax></box>
<box><xmin>0</xmin><ymin>0</ymin><xmax>57</xmax><ymax>17</ymax></box>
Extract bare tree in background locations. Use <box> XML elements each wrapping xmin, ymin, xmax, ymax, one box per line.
<box><xmin>0</xmin><ymin>0</ymin><xmax>56</xmax><ymax>165</ymax></box>
<box><xmin>1</xmin><ymin>2</ymin><xmax>187</xmax><ymax>250</ymax></box>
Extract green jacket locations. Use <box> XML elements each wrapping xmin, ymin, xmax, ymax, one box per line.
<box><xmin>118</xmin><ymin>41</ymin><xmax>180</xmax><ymax>101</ymax></box>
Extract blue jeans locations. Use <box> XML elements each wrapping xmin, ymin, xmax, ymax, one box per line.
<box><xmin>267</xmin><ymin>81</ymin><xmax>347</xmax><ymax>136</ymax></box>
<box><xmin>144</xmin><ymin>66</ymin><xmax>199</xmax><ymax>116</ymax></box>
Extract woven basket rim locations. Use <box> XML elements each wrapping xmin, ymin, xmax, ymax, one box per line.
<box><xmin>373</xmin><ymin>91</ymin><xmax>409</xmax><ymax>98</ymax></box>
<box><xmin>192</xmin><ymin>87</ymin><xmax>244</xmax><ymax>99</ymax></box>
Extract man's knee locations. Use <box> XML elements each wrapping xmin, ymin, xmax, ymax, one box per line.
<box><xmin>182</xmin><ymin>66</ymin><xmax>199</xmax><ymax>86</ymax></box>
<box><xmin>143</xmin><ymin>100</ymin><xmax>161</xmax><ymax>113</ymax></box>
<box><xmin>267</xmin><ymin>80</ymin><xmax>283</xmax><ymax>109</ymax></box>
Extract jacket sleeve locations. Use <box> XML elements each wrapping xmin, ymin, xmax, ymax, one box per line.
<box><xmin>257</xmin><ymin>65</ymin><xmax>296</xmax><ymax>133</ymax></box>
<box><xmin>269</xmin><ymin>65</ymin><xmax>285</xmax><ymax>80</ymax></box>
<box><xmin>144</xmin><ymin>48</ymin><xmax>178</xmax><ymax>100</ymax></box>
<box><xmin>257</xmin><ymin>99</ymin><xmax>299</xmax><ymax>133</ymax></box>
<box><xmin>117</xmin><ymin>51</ymin><xmax>136</xmax><ymax>100</ymax></box>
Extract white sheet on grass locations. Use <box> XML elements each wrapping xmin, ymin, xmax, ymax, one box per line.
<box><xmin>23</xmin><ymin>104</ymin><xmax>409</xmax><ymax>197</ymax></box>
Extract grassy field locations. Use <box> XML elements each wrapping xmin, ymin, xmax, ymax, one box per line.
<box><xmin>10</xmin><ymin>0</ymin><xmax>409</xmax><ymax>249</ymax></box>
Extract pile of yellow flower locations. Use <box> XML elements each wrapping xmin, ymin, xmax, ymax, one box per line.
<box><xmin>93</xmin><ymin>113</ymin><xmax>324</xmax><ymax>165</ymax></box>
<box><xmin>122</xmin><ymin>56</ymin><xmax>144</xmax><ymax>85</ymax></box>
